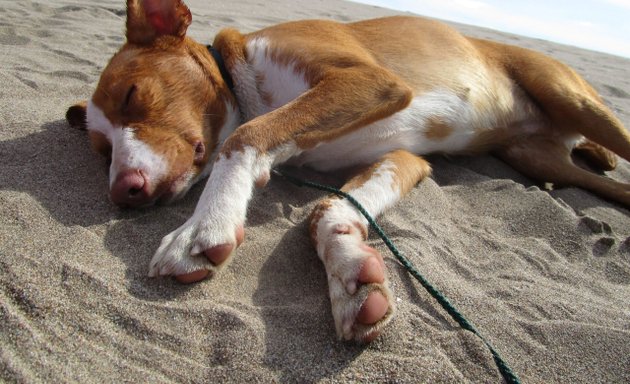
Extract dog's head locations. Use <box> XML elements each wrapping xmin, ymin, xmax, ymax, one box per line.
<box><xmin>66</xmin><ymin>0</ymin><xmax>238</xmax><ymax>207</ymax></box>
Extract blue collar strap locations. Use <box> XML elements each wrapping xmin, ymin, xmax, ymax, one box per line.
<box><xmin>207</xmin><ymin>45</ymin><xmax>234</xmax><ymax>90</ymax></box>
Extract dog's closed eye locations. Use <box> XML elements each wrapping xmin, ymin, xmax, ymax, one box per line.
<box><xmin>120</xmin><ymin>84</ymin><xmax>148</xmax><ymax>122</ymax></box>
<box><xmin>123</xmin><ymin>84</ymin><xmax>137</xmax><ymax>110</ymax></box>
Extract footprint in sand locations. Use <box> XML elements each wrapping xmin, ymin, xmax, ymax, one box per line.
<box><xmin>578</xmin><ymin>215</ymin><xmax>617</xmax><ymax>257</ymax></box>
<box><xmin>593</xmin><ymin>237</ymin><xmax>616</xmax><ymax>257</ymax></box>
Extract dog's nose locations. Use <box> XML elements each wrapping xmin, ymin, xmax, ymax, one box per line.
<box><xmin>110</xmin><ymin>169</ymin><xmax>151</xmax><ymax>207</ymax></box>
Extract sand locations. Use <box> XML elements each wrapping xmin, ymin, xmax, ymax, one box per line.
<box><xmin>1</xmin><ymin>0</ymin><xmax>629</xmax><ymax>382</ymax></box>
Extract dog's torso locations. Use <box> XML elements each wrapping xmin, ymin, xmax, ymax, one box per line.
<box><xmin>219</xmin><ymin>17</ymin><xmax>545</xmax><ymax>171</ymax></box>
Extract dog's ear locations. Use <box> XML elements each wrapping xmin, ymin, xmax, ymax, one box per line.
<box><xmin>126</xmin><ymin>0</ymin><xmax>192</xmax><ymax>45</ymax></box>
<box><xmin>66</xmin><ymin>101</ymin><xmax>87</xmax><ymax>130</ymax></box>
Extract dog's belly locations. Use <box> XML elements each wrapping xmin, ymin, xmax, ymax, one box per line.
<box><xmin>290</xmin><ymin>90</ymin><xmax>542</xmax><ymax>171</ymax></box>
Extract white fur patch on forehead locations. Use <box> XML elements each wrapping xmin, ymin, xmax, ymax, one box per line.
<box><xmin>85</xmin><ymin>101</ymin><xmax>168</xmax><ymax>188</ymax></box>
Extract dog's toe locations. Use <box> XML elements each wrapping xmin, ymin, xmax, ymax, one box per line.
<box><xmin>357</xmin><ymin>290</ymin><xmax>389</xmax><ymax>325</ymax></box>
<box><xmin>202</xmin><ymin>224</ymin><xmax>244</xmax><ymax>266</ymax></box>
<box><xmin>357</xmin><ymin>252</ymin><xmax>385</xmax><ymax>285</ymax></box>
<box><xmin>175</xmin><ymin>269</ymin><xmax>210</xmax><ymax>284</ymax></box>
<box><xmin>204</xmin><ymin>243</ymin><xmax>235</xmax><ymax>265</ymax></box>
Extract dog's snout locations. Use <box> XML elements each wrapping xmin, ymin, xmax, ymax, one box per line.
<box><xmin>111</xmin><ymin>169</ymin><xmax>151</xmax><ymax>207</ymax></box>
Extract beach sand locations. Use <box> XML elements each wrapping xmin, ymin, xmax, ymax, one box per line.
<box><xmin>1</xmin><ymin>0</ymin><xmax>629</xmax><ymax>382</ymax></box>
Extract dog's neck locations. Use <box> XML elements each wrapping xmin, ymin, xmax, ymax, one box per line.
<box><xmin>207</xmin><ymin>45</ymin><xmax>234</xmax><ymax>90</ymax></box>
<box><xmin>211</xmin><ymin>31</ymin><xmax>272</xmax><ymax>123</ymax></box>
<box><xmin>186</xmin><ymin>40</ymin><xmax>242</xmax><ymax>150</ymax></box>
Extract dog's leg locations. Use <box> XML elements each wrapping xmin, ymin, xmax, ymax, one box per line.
<box><xmin>573</xmin><ymin>139</ymin><xmax>618</xmax><ymax>171</ymax></box>
<box><xmin>309</xmin><ymin>150</ymin><xmax>431</xmax><ymax>342</ymax></box>
<box><xmin>498</xmin><ymin>137</ymin><xmax>630</xmax><ymax>206</ymax></box>
<box><xmin>148</xmin><ymin>146</ymin><xmax>269</xmax><ymax>282</ymax></box>
<box><xmin>149</xmin><ymin>65</ymin><xmax>413</xmax><ymax>283</ymax></box>
<box><xmin>488</xmin><ymin>43</ymin><xmax>630</xmax><ymax>205</ymax></box>
<box><xmin>493</xmin><ymin>41</ymin><xmax>630</xmax><ymax>163</ymax></box>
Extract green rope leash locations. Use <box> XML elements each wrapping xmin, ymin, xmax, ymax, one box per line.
<box><xmin>273</xmin><ymin>169</ymin><xmax>521</xmax><ymax>384</ymax></box>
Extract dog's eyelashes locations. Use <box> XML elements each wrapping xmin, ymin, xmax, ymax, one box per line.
<box><xmin>123</xmin><ymin>84</ymin><xmax>137</xmax><ymax>109</ymax></box>
<box><xmin>120</xmin><ymin>84</ymin><xmax>147</xmax><ymax>121</ymax></box>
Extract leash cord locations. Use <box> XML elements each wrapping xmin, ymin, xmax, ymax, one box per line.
<box><xmin>273</xmin><ymin>169</ymin><xmax>521</xmax><ymax>384</ymax></box>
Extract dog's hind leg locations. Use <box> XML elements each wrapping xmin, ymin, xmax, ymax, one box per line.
<box><xmin>499</xmin><ymin>53</ymin><xmax>630</xmax><ymax>205</ymax></box>
<box><xmin>573</xmin><ymin>139</ymin><xmax>618</xmax><ymax>172</ymax></box>
<box><xmin>548</xmin><ymin>92</ymin><xmax>630</xmax><ymax>163</ymax></box>
<box><xmin>309</xmin><ymin>150</ymin><xmax>431</xmax><ymax>342</ymax></box>
<box><xmin>497</xmin><ymin>136</ymin><xmax>630</xmax><ymax>206</ymax></box>
<box><xmin>477</xmin><ymin>39</ymin><xmax>630</xmax><ymax>163</ymax></box>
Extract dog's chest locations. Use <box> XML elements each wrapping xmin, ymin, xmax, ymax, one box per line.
<box><xmin>243</xmin><ymin>38</ymin><xmax>310</xmax><ymax>117</ymax></box>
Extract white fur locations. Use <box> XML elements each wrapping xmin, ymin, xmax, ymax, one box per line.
<box><xmin>229</xmin><ymin>36</ymin><xmax>309</xmax><ymax>121</ymax></box>
<box><xmin>86</xmin><ymin>101</ymin><xmax>168</xmax><ymax>188</ymax></box>
<box><xmin>315</xmin><ymin>160</ymin><xmax>400</xmax><ymax>257</ymax></box>
<box><xmin>216</xmin><ymin>101</ymin><xmax>241</xmax><ymax>146</ymax></box>
<box><xmin>247</xmin><ymin>37</ymin><xmax>310</xmax><ymax>114</ymax></box>
<box><xmin>290</xmin><ymin>93</ymin><xmax>467</xmax><ymax>171</ymax></box>
<box><xmin>230</xmin><ymin>51</ymin><xmax>265</xmax><ymax>121</ymax></box>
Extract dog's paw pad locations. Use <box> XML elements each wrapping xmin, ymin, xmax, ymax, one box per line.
<box><xmin>204</xmin><ymin>243</ymin><xmax>235</xmax><ymax>265</ymax></box>
<box><xmin>345</xmin><ymin>252</ymin><xmax>384</xmax><ymax>295</ymax></box>
<box><xmin>175</xmin><ymin>269</ymin><xmax>210</xmax><ymax>284</ymax></box>
<box><xmin>353</xmin><ymin>290</ymin><xmax>390</xmax><ymax>343</ymax></box>
<box><xmin>150</xmin><ymin>223</ymin><xmax>245</xmax><ymax>282</ymax></box>
<box><xmin>356</xmin><ymin>290</ymin><xmax>389</xmax><ymax>325</ymax></box>
<box><xmin>203</xmin><ymin>225</ymin><xmax>244</xmax><ymax>266</ymax></box>
<box><xmin>235</xmin><ymin>224</ymin><xmax>245</xmax><ymax>246</ymax></box>
<box><xmin>338</xmin><ymin>283</ymin><xmax>394</xmax><ymax>343</ymax></box>
<box><xmin>358</xmin><ymin>252</ymin><xmax>385</xmax><ymax>283</ymax></box>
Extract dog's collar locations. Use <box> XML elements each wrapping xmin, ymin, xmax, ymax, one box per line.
<box><xmin>207</xmin><ymin>45</ymin><xmax>234</xmax><ymax>90</ymax></box>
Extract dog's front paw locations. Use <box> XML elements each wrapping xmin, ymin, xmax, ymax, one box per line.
<box><xmin>148</xmin><ymin>218</ymin><xmax>245</xmax><ymax>283</ymax></box>
<box><xmin>323</xmin><ymin>224</ymin><xmax>395</xmax><ymax>342</ymax></box>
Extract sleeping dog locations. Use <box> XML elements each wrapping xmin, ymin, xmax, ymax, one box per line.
<box><xmin>66</xmin><ymin>0</ymin><xmax>630</xmax><ymax>342</ymax></box>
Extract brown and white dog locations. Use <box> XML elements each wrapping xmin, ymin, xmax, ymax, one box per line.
<box><xmin>66</xmin><ymin>0</ymin><xmax>630</xmax><ymax>342</ymax></box>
